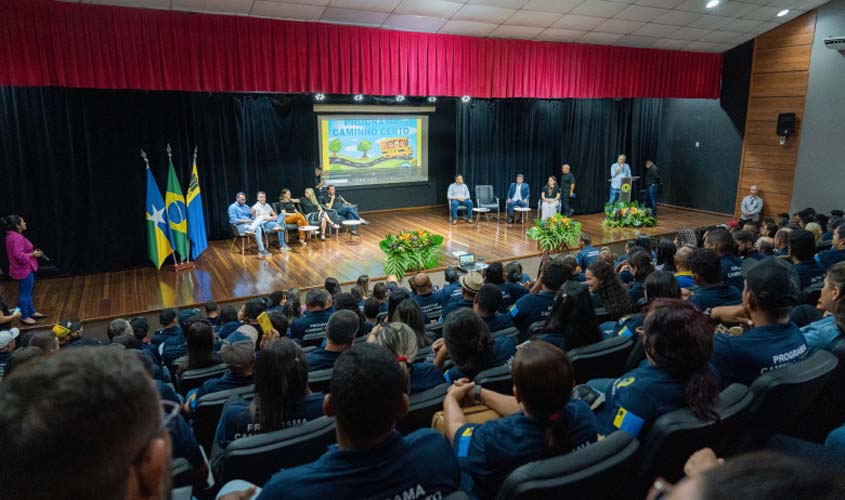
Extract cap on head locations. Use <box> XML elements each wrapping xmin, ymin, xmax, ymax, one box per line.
<box><xmin>0</xmin><ymin>327</ymin><xmax>20</xmax><ymax>349</ymax></box>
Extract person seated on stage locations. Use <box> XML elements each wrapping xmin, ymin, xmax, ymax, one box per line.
<box><xmin>290</xmin><ymin>289</ymin><xmax>333</xmax><ymax>341</ymax></box>
<box><xmin>212</xmin><ymin>338</ymin><xmax>324</xmax><ymax>461</ymax></box>
<box><xmin>221</xmin><ymin>343</ymin><xmax>461</xmax><ymax>500</ymax></box>
<box><xmin>439</xmin><ymin>266</ymin><xmax>463</xmax><ymax>306</ymax></box>
<box><xmin>689</xmin><ymin>248</ymin><xmax>742</xmax><ymax>312</ymax></box>
<box><xmin>627</xmin><ymin>251</ymin><xmax>656</xmax><ymax>304</ymax></box>
<box><xmin>740</xmin><ymin>184</ymin><xmax>763</xmax><ymax>222</ymax></box>
<box><xmin>506</xmin><ymin>173</ymin><xmax>530</xmax><ymax>224</ymax></box>
<box><xmin>299</xmin><ymin>188</ymin><xmax>340</xmax><ymax>241</ymax></box>
<box><xmin>306</xmin><ymin>310</ymin><xmax>359</xmax><ymax>372</ymax></box>
<box><xmin>608</xmin><ymin>154</ymin><xmax>631</xmax><ymax>205</ymax></box>
<box><xmin>817</xmin><ymin>222</ymin><xmax>845</xmax><ymax>270</ymax></box>
<box><xmin>252</xmin><ymin>191</ymin><xmax>289</xmax><ymax>250</ymax></box>
<box><xmin>372</xmin><ymin>282</ymin><xmax>389</xmax><ymax>314</ymax></box>
<box><xmin>228</xmin><ymin>191</ymin><xmax>272</xmax><ymax>258</ymax></box>
<box><xmin>710</xmin><ymin>258</ymin><xmax>808</xmax><ymax>387</ymax></box>
<box><xmin>363</xmin><ymin>298</ymin><xmax>381</xmax><ymax>335</ymax></box>
<box><xmin>560</xmin><ymin>164</ymin><xmax>576</xmax><ymax>216</ymax></box>
<box><xmin>576</xmin><ymin>233</ymin><xmax>600</xmax><ymax>274</ymax></box>
<box><xmin>586</xmin><ymin>261</ymin><xmax>634</xmax><ymax>321</ymax></box>
<box><xmin>434</xmin><ymin>309</ymin><xmax>516</xmax><ymax>383</ymax></box>
<box><xmin>510</xmin><ymin>259</ymin><xmax>571</xmax><ymax>341</ymax></box>
<box><xmin>591</xmin><ymin>299</ymin><xmax>719</xmax><ymax>439</ymax></box>
<box><xmin>410</xmin><ymin>273</ymin><xmax>443</xmax><ymax>323</ymax></box>
<box><xmin>673</xmin><ymin>246</ymin><xmax>698</xmax><ymax>292</ymax></box>
<box><xmin>393</xmin><ymin>299</ymin><xmax>432</xmax><ymax>347</ymax></box>
<box><xmin>447</xmin><ymin>174</ymin><xmax>474</xmax><ymax>225</ymax></box>
<box><xmin>276</xmin><ymin>189</ymin><xmax>310</xmax><ymax>247</ymax></box>
<box><xmin>54</xmin><ymin>318</ymin><xmax>103</xmax><ymax>349</ymax></box>
<box><xmin>443</xmin><ymin>341</ymin><xmax>600</xmax><ymax>500</ymax></box>
<box><xmin>185</xmin><ymin>331</ymin><xmax>256</xmax><ymax>413</ymax></box>
<box><xmin>704</xmin><ymin>228</ymin><xmax>744</xmax><ymax>291</ymax></box>
<box><xmin>540</xmin><ymin>175</ymin><xmax>561</xmax><ymax>221</ymax></box>
<box><xmin>441</xmin><ymin>271</ymin><xmax>483</xmax><ymax>321</ymax></box>
<box><xmin>319</xmin><ymin>185</ymin><xmax>367</xmax><ymax>229</ymax></box>
<box><xmin>474</xmin><ymin>284</ymin><xmax>515</xmax><ymax>334</ymax></box>
<box><xmin>529</xmin><ymin>281</ymin><xmax>602</xmax><ymax>352</ymax></box>
<box><xmin>368</xmin><ymin>322</ymin><xmax>444</xmax><ymax>394</ymax></box>
<box><xmin>0</xmin><ymin>348</ymin><xmax>176</xmax><ymax>500</ymax></box>
<box><xmin>789</xmin><ymin>229</ymin><xmax>826</xmax><ymax>290</ymax></box>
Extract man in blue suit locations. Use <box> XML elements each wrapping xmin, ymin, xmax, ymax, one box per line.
<box><xmin>506</xmin><ymin>174</ymin><xmax>530</xmax><ymax>224</ymax></box>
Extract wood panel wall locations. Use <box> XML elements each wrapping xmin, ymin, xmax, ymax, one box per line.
<box><xmin>734</xmin><ymin>12</ymin><xmax>816</xmax><ymax>219</ymax></box>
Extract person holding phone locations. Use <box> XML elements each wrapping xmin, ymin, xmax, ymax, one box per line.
<box><xmin>3</xmin><ymin>215</ymin><xmax>46</xmax><ymax>325</ymax></box>
<box><xmin>0</xmin><ymin>297</ymin><xmax>22</xmax><ymax>327</ymax></box>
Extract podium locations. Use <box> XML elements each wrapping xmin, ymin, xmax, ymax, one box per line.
<box><xmin>620</xmin><ymin>176</ymin><xmax>639</xmax><ymax>203</ymax></box>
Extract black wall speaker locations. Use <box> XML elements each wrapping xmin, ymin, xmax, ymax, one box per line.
<box><xmin>777</xmin><ymin>113</ymin><xmax>796</xmax><ymax>136</ymax></box>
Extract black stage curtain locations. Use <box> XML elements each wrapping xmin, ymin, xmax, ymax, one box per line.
<box><xmin>457</xmin><ymin>98</ymin><xmax>662</xmax><ymax>214</ymax></box>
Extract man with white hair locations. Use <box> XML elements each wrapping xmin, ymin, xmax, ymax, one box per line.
<box><xmin>609</xmin><ymin>154</ymin><xmax>631</xmax><ymax>205</ymax></box>
<box><xmin>741</xmin><ymin>185</ymin><xmax>764</xmax><ymax>222</ymax></box>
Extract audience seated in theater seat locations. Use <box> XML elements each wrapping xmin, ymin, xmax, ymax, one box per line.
<box><xmin>174</xmin><ymin>319</ymin><xmax>222</xmax><ymax>383</ymax></box>
<box><xmin>393</xmin><ymin>298</ymin><xmax>433</xmax><ymax>347</ymax></box>
<box><xmin>441</xmin><ymin>271</ymin><xmax>482</xmax><ymax>321</ymax></box>
<box><xmin>586</xmin><ymin>261</ymin><xmax>634</xmax><ymax>320</ymax></box>
<box><xmin>705</xmin><ymin>228</ymin><xmax>744</xmax><ymax>291</ymax></box>
<box><xmin>434</xmin><ymin>309</ymin><xmax>515</xmax><ymax>383</ymax></box>
<box><xmin>410</xmin><ymin>272</ymin><xmax>443</xmax><ymax>322</ymax></box>
<box><xmin>789</xmin><ymin>229</ymin><xmax>826</xmax><ymax>290</ymax></box>
<box><xmin>529</xmin><ymin>281</ymin><xmax>602</xmax><ymax>351</ymax></box>
<box><xmin>473</xmin><ymin>284</ymin><xmax>515</xmax><ymax>334</ymax></box>
<box><xmin>306</xmin><ymin>310</ymin><xmax>359</xmax><ymax>371</ymax></box>
<box><xmin>625</xmin><ymin>250</ymin><xmax>656</xmax><ymax>304</ymax></box>
<box><xmin>186</xmin><ymin>330</ymin><xmax>256</xmax><ymax>413</ymax></box>
<box><xmin>800</xmin><ymin>262</ymin><xmax>845</xmax><ymax>352</ymax></box>
<box><xmin>817</xmin><ymin>222</ymin><xmax>845</xmax><ymax>270</ymax></box>
<box><xmin>443</xmin><ymin>341</ymin><xmax>599</xmax><ymax>500</ymax></box>
<box><xmin>689</xmin><ymin>248</ymin><xmax>742</xmax><ymax>311</ymax></box>
<box><xmin>220</xmin><ymin>343</ymin><xmax>460</xmax><ymax>500</ymax></box>
<box><xmin>510</xmin><ymin>258</ymin><xmax>572</xmax><ymax>340</ymax></box>
<box><xmin>216</xmin><ymin>305</ymin><xmax>243</xmax><ymax>340</ymax></box>
<box><xmin>369</xmin><ymin>322</ymin><xmax>445</xmax><ymax>394</ymax></box>
<box><xmin>290</xmin><ymin>289</ymin><xmax>333</xmax><ymax>341</ymax></box>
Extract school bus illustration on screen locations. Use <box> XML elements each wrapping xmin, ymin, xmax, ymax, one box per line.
<box><xmin>379</xmin><ymin>138</ymin><xmax>413</xmax><ymax>159</ymax></box>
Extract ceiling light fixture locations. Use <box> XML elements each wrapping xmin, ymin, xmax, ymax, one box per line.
<box><xmin>706</xmin><ymin>0</ymin><xmax>719</xmax><ymax>8</ymax></box>
<box><xmin>427</xmin><ymin>96</ymin><xmax>437</xmax><ymax>103</ymax></box>
<box><xmin>353</xmin><ymin>94</ymin><xmax>364</xmax><ymax>101</ymax></box>
<box><xmin>314</xmin><ymin>93</ymin><xmax>326</xmax><ymax>101</ymax></box>
<box><xmin>396</xmin><ymin>95</ymin><xmax>405</xmax><ymax>102</ymax></box>
<box><xmin>461</xmin><ymin>95</ymin><xmax>472</xmax><ymax>103</ymax></box>
<box><xmin>777</xmin><ymin>9</ymin><xmax>789</xmax><ymax>16</ymax></box>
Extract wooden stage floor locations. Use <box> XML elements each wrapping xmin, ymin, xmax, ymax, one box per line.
<box><xmin>0</xmin><ymin>206</ymin><xmax>728</xmax><ymax>323</ymax></box>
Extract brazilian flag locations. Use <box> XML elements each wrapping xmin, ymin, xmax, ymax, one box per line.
<box><xmin>146</xmin><ymin>168</ymin><xmax>173</xmax><ymax>268</ymax></box>
<box><xmin>166</xmin><ymin>159</ymin><xmax>190</xmax><ymax>260</ymax></box>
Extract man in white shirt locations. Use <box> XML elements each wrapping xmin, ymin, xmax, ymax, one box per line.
<box><xmin>447</xmin><ymin>174</ymin><xmax>474</xmax><ymax>225</ymax></box>
<box><xmin>609</xmin><ymin>154</ymin><xmax>631</xmax><ymax>205</ymax></box>
<box><xmin>252</xmin><ymin>191</ymin><xmax>290</xmax><ymax>250</ymax></box>
<box><xmin>506</xmin><ymin>174</ymin><xmax>530</xmax><ymax>224</ymax></box>
<box><xmin>740</xmin><ymin>185</ymin><xmax>764</xmax><ymax>222</ymax></box>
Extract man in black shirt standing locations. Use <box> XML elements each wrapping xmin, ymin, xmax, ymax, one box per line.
<box><xmin>559</xmin><ymin>164</ymin><xmax>576</xmax><ymax>216</ymax></box>
<box><xmin>644</xmin><ymin>160</ymin><xmax>661</xmax><ymax>215</ymax></box>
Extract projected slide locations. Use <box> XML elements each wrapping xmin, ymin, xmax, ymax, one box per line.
<box><xmin>318</xmin><ymin>115</ymin><xmax>428</xmax><ymax>187</ymax></box>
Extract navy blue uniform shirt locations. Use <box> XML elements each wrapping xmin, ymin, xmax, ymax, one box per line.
<box><xmin>441</xmin><ymin>298</ymin><xmax>474</xmax><ymax>322</ymax></box>
<box><xmin>627</xmin><ymin>280</ymin><xmax>645</xmax><ymax>304</ymax></box>
<box><xmin>290</xmin><ymin>310</ymin><xmax>333</xmax><ymax>341</ymax></box>
<box><xmin>577</xmin><ymin>245</ymin><xmax>600</xmax><ymax>272</ymax></box>
<box><xmin>793</xmin><ymin>260</ymin><xmax>825</xmax><ymax>290</ymax></box>
<box><xmin>409</xmin><ymin>361</ymin><xmax>446</xmax><ymax>394</ymax></box>
<box><xmin>439</xmin><ymin>283</ymin><xmax>462</xmax><ymax>306</ymax></box>
<box><xmin>711</xmin><ymin>322</ymin><xmax>808</xmax><ymax>386</ymax></box>
<box><xmin>151</xmin><ymin>325</ymin><xmax>182</xmax><ymax>347</ymax></box>
<box><xmin>216</xmin><ymin>321</ymin><xmax>242</xmax><ymax>340</ymax></box>
<box><xmin>444</xmin><ymin>336</ymin><xmax>516</xmax><ymax>383</ymax></box>
<box><xmin>412</xmin><ymin>292</ymin><xmax>444</xmax><ymax>322</ymax></box>
<box><xmin>482</xmin><ymin>312</ymin><xmax>514</xmax><ymax>334</ymax></box>
<box><xmin>257</xmin><ymin>429</ymin><xmax>461</xmax><ymax>500</ymax></box>
<box><xmin>214</xmin><ymin>393</ymin><xmax>325</xmax><ymax>452</ymax></box>
<box><xmin>501</xmin><ymin>282</ymin><xmax>529</xmax><ymax>311</ymax></box>
<box><xmin>454</xmin><ymin>400</ymin><xmax>599</xmax><ymax>500</ymax></box>
<box><xmin>594</xmin><ymin>363</ymin><xmax>689</xmax><ymax>438</ymax></box>
<box><xmin>510</xmin><ymin>290</ymin><xmax>556</xmax><ymax>341</ymax></box>
<box><xmin>306</xmin><ymin>348</ymin><xmax>341</xmax><ymax>371</ymax></box>
<box><xmin>690</xmin><ymin>284</ymin><xmax>742</xmax><ymax>311</ymax></box>
<box><xmin>817</xmin><ymin>248</ymin><xmax>845</xmax><ymax>270</ymax></box>
<box><xmin>193</xmin><ymin>371</ymin><xmax>255</xmax><ymax>404</ymax></box>
<box><xmin>720</xmin><ymin>255</ymin><xmax>744</xmax><ymax>291</ymax></box>
<box><xmin>171</xmin><ymin>414</ymin><xmax>204</xmax><ymax>469</ymax></box>
<box><xmin>61</xmin><ymin>337</ymin><xmax>106</xmax><ymax>349</ymax></box>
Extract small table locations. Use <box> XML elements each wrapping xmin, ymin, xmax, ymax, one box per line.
<box><xmin>300</xmin><ymin>225</ymin><xmax>320</xmax><ymax>244</ymax></box>
<box><xmin>472</xmin><ymin>207</ymin><xmax>491</xmax><ymax>222</ymax></box>
<box><xmin>342</xmin><ymin>220</ymin><xmax>362</xmax><ymax>241</ymax></box>
<box><xmin>514</xmin><ymin>206</ymin><xmax>532</xmax><ymax>226</ymax></box>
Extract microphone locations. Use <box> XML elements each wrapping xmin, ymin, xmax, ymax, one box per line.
<box><xmin>34</xmin><ymin>245</ymin><xmax>50</xmax><ymax>262</ymax></box>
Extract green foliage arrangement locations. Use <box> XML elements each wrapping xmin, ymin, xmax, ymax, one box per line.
<box><xmin>379</xmin><ymin>230</ymin><xmax>445</xmax><ymax>278</ymax></box>
<box><xmin>526</xmin><ymin>213</ymin><xmax>582</xmax><ymax>253</ymax></box>
<box><xmin>603</xmin><ymin>201</ymin><xmax>656</xmax><ymax>228</ymax></box>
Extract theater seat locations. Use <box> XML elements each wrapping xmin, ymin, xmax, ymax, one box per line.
<box><xmin>492</xmin><ymin>326</ymin><xmax>520</xmax><ymax>345</ymax></box>
<box><xmin>568</xmin><ymin>337</ymin><xmax>634</xmax><ymax>384</ymax></box>
<box><xmin>739</xmin><ymin>349</ymin><xmax>838</xmax><ymax>451</ymax></box>
<box><xmin>216</xmin><ymin>416</ymin><xmax>337</xmax><ymax>486</ymax></box>
<box><xmin>425</xmin><ymin>322</ymin><xmax>444</xmax><ymax>337</ymax></box>
<box><xmin>636</xmin><ymin>384</ymin><xmax>753</xmax><ymax>487</ymax></box>
<box><xmin>475</xmin><ymin>364</ymin><xmax>513</xmax><ymax>395</ymax></box>
<box><xmin>176</xmin><ymin>363</ymin><xmax>228</xmax><ymax>396</ymax></box>
<box><xmin>171</xmin><ymin>457</ymin><xmax>194</xmax><ymax>489</ymax></box>
<box><xmin>790</xmin><ymin>339</ymin><xmax>845</xmax><ymax>443</ymax></box>
<box><xmin>396</xmin><ymin>383</ymin><xmax>448</xmax><ymax>435</ymax></box>
<box><xmin>495</xmin><ymin>431</ymin><xmax>639</xmax><ymax>500</ymax></box>
<box><xmin>308</xmin><ymin>368</ymin><xmax>333</xmax><ymax>394</ymax></box>
<box><xmin>192</xmin><ymin>384</ymin><xmax>256</xmax><ymax>454</ymax></box>
<box><xmin>302</xmin><ymin>332</ymin><xmax>327</xmax><ymax>348</ymax></box>
<box><xmin>443</xmin><ymin>492</ymin><xmax>471</xmax><ymax>500</ymax></box>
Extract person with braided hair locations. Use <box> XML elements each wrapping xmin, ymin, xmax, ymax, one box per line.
<box><xmin>368</xmin><ymin>322</ymin><xmax>444</xmax><ymax>394</ymax></box>
<box><xmin>442</xmin><ymin>341</ymin><xmax>599</xmax><ymax>499</ymax></box>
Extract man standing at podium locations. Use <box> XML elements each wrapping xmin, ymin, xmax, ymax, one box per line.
<box><xmin>506</xmin><ymin>174</ymin><xmax>530</xmax><ymax>224</ymax></box>
<box><xmin>609</xmin><ymin>154</ymin><xmax>631</xmax><ymax>205</ymax></box>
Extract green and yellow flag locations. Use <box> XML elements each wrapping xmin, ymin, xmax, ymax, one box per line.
<box><xmin>165</xmin><ymin>159</ymin><xmax>190</xmax><ymax>260</ymax></box>
<box><xmin>145</xmin><ymin>167</ymin><xmax>173</xmax><ymax>269</ymax></box>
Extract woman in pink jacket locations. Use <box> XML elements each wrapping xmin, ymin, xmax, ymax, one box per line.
<box><xmin>4</xmin><ymin>215</ymin><xmax>45</xmax><ymax>325</ymax></box>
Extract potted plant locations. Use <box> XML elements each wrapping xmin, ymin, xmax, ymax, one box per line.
<box><xmin>379</xmin><ymin>230</ymin><xmax>445</xmax><ymax>278</ymax></box>
<box><xmin>526</xmin><ymin>213</ymin><xmax>582</xmax><ymax>254</ymax></box>
<box><xmin>603</xmin><ymin>201</ymin><xmax>657</xmax><ymax>228</ymax></box>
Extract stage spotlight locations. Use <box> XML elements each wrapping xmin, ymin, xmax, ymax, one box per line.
<box><xmin>396</xmin><ymin>95</ymin><xmax>405</xmax><ymax>102</ymax></box>
<box><xmin>461</xmin><ymin>95</ymin><xmax>471</xmax><ymax>103</ymax></box>
<box><xmin>427</xmin><ymin>96</ymin><xmax>437</xmax><ymax>103</ymax></box>
<box><xmin>705</xmin><ymin>0</ymin><xmax>718</xmax><ymax>8</ymax></box>
<box><xmin>777</xmin><ymin>9</ymin><xmax>789</xmax><ymax>16</ymax></box>
<box><xmin>315</xmin><ymin>93</ymin><xmax>326</xmax><ymax>101</ymax></box>
<box><xmin>353</xmin><ymin>94</ymin><xmax>364</xmax><ymax>101</ymax></box>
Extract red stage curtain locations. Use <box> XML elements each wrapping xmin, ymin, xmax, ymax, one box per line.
<box><xmin>0</xmin><ymin>0</ymin><xmax>722</xmax><ymax>99</ymax></box>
